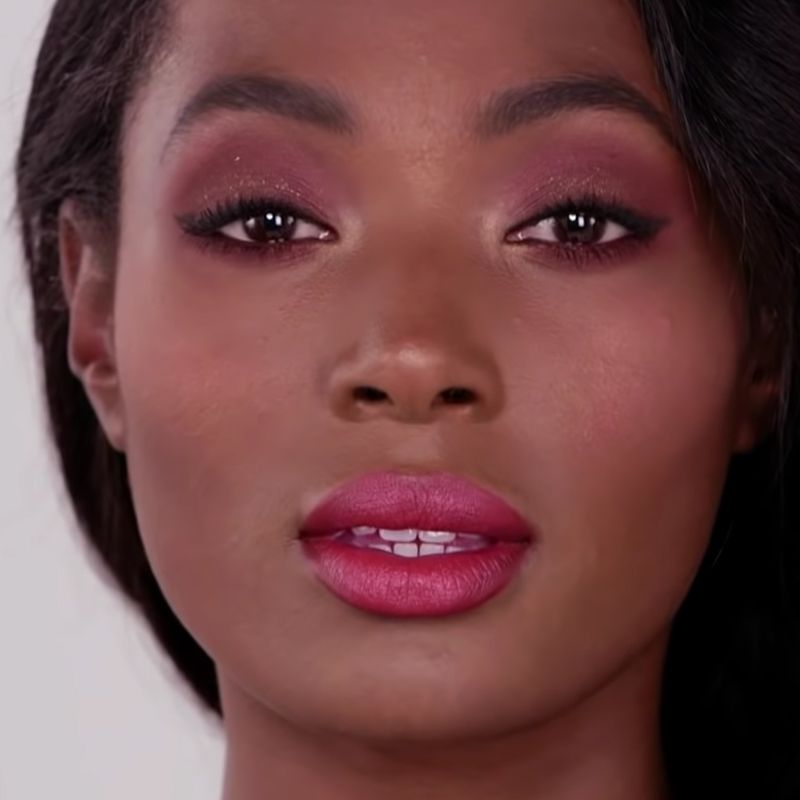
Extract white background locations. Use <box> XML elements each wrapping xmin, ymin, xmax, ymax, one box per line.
<box><xmin>0</xmin><ymin>3</ymin><xmax>226</xmax><ymax>798</ymax></box>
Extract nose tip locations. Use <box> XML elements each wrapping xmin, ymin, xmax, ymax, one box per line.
<box><xmin>327</xmin><ymin>345</ymin><xmax>502</xmax><ymax>424</ymax></box>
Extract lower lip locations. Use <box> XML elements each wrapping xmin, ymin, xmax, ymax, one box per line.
<box><xmin>300</xmin><ymin>536</ymin><xmax>533</xmax><ymax>617</ymax></box>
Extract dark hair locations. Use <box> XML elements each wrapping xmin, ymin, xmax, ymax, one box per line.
<box><xmin>14</xmin><ymin>1</ymin><xmax>800</xmax><ymax>796</ymax></box>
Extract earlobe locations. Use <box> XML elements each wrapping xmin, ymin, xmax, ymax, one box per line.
<box><xmin>733</xmin><ymin>377</ymin><xmax>781</xmax><ymax>454</ymax></box>
<box><xmin>58</xmin><ymin>200</ymin><xmax>127</xmax><ymax>452</ymax></box>
<box><xmin>732</xmin><ymin>310</ymin><xmax>784</xmax><ymax>454</ymax></box>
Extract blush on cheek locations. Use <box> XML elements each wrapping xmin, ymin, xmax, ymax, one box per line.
<box><xmin>554</xmin><ymin>300</ymin><xmax>744</xmax><ymax>485</ymax></box>
<box><xmin>529</xmin><ymin>303</ymin><xmax>744</xmax><ymax>645</ymax></box>
<box><xmin>115</xmin><ymin>350</ymin><xmax>273</xmax><ymax>644</ymax></box>
<box><xmin>119</xmin><ymin>340</ymin><xmax>256</xmax><ymax>502</ymax></box>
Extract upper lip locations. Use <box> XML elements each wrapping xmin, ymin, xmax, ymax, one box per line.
<box><xmin>298</xmin><ymin>470</ymin><xmax>536</xmax><ymax>542</ymax></box>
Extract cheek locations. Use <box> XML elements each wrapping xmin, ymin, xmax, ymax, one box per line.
<box><xmin>570</xmin><ymin>294</ymin><xmax>740</xmax><ymax>501</ymax></box>
<box><xmin>552</xmin><ymin>304</ymin><xmax>739</xmax><ymax>492</ymax></box>
<box><xmin>110</xmin><ymin>236</ymin><xmax>316</xmax><ymax>641</ymax></box>
<box><xmin>501</xmin><ymin>266</ymin><xmax>745</xmax><ymax>698</ymax></box>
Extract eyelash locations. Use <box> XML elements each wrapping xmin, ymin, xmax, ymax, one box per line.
<box><xmin>507</xmin><ymin>192</ymin><xmax>666</xmax><ymax>267</ymax></box>
<box><xmin>176</xmin><ymin>196</ymin><xmax>332</xmax><ymax>264</ymax></box>
<box><xmin>176</xmin><ymin>191</ymin><xmax>666</xmax><ymax>267</ymax></box>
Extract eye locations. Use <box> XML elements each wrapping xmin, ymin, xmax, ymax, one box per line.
<box><xmin>219</xmin><ymin>205</ymin><xmax>334</xmax><ymax>245</ymax></box>
<box><xmin>507</xmin><ymin>210</ymin><xmax>631</xmax><ymax>246</ymax></box>
<box><xmin>501</xmin><ymin>197</ymin><xmax>668</xmax><ymax>267</ymax></box>
<box><xmin>176</xmin><ymin>196</ymin><xmax>337</xmax><ymax>257</ymax></box>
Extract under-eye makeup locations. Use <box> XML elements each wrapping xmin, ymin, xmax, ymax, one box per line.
<box><xmin>176</xmin><ymin>193</ymin><xmax>338</xmax><ymax>264</ymax></box>
<box><xmin>175</xmin><ymin>186</ymin><xmax>667</xmax><ymax>270</ymax></box>
<box><xmin>504</xmin><ymin>190</ymin><xmax>668</xmax><ymax>268</ymax></box>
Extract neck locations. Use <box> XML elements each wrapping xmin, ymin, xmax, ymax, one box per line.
<box><xmin>219</xmin><ymin>633</ymin><xmax>672</xmax><ymax>800</ymax></box>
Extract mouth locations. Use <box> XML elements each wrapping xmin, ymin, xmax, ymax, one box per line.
<box><xmin>298</xmin><ymin>471</ymin><xmax>537</xmax><ymax>617</ymax></box>
<box><xmin>324</xmin><ymin>526</ymin><xmax>509</xmax><ymax>556</ymax></box>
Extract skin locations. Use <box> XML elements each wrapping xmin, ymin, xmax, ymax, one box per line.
<box><xmin>59</xmin><ymin>0</ymin><xmax>780</xmax><ymax>797</ymax></box>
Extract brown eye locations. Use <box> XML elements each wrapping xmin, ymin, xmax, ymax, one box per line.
<box><xmin>220</xmin><ymin>206</ymin><xmax>332</xmax><ymax>245</ymax></box>
<box><xmin>243</xmin><ymin>209</ymin><xmax>298</xmax><ymax>243</ymax></box>
<box><xmin>553</xmin><ymin>212</ymin><xmax>608</xmax><ymax>244</ymax></box>
<box><xmin>508</xmin><ymin>211</ymin><xmax>628</xmax><ymax>246</ymax></box>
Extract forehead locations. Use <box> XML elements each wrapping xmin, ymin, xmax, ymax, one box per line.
<box><xmin>150</xmin><ymin>0</ymin><xmax>664</xmax><ymax>126</ymax></box>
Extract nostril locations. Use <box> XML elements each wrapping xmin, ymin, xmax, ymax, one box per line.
<box><xmin>351</xmin><ymin>385</ymin><xmax>478</xmax><ymax>409</ymax></box>
<box><xmin>440</xmin><ymin>387</ymin><xmax>476</xmax><ymax>405</ymax></box>
<box><xmin>354</xmin><ymin>386</ymin><xmax>388</xmax><ymax>403</ymax></box>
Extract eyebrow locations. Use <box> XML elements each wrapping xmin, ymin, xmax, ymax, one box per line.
<box><xmin>162</xmin><ymin>74</ymin><xmax>358</xmax><ymax>159</ymax></box>
<box><xmin>162</xmin><ymin>72</ymin><xmax>676</xmax><ymax>160</ymax></box>
<box><xmin>474</xmin><ymin>74</ymin><xmax>676</xmax><ymax>145</ymax></box>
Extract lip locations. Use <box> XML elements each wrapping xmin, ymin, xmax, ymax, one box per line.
<box><xmin>298</xmin><ymin>470</ymin><xmax>536</xmax><ymax>541</ymax></box>
<box><xmin>298</xmin><ymin>471</ymin><xmax>537</xmax><ymax>617</ymax></box>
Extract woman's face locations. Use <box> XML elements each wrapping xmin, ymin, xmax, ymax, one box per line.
<box><xmin>75</xmin><ymin>0</ymin><xmax>762</xmax><ymax>741</ymax></box>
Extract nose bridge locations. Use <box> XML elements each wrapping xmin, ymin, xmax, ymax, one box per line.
<box><xmin>370</xmin><ymin>221</ymin><xmax>472</xmax><ymax>316</ymax></box>
<box><xmin>362</xmin><ymin>120</ymin><xmax>471</xmax><ymax>240</ymax></box>
<box><xmin>354</xmin><ymin>191</ymin><xmax>491</xmax><ymax>346</ymax></box>
<box><xmin>361</xmin><ymin>155</ymin><xmax>480</xmax><ymax>311</ymax></box>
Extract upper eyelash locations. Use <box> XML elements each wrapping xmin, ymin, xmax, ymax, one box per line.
<box><xmin>175</xmin><ymin>195</ymin><xmax>329</xmax><ymax>239</ymax></box>
<box><xmin>508</xmin><ymin>192</ymin><xmax>666</xmax><ymax>240</ymax></box>
<box><xmin>176</xmin><ymin>192</ymin><xmax>667</xmax><ymax>269</ymax></box>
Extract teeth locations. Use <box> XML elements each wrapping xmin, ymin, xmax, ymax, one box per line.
<box><xmin>418</xmin><ymin>530</ymin><xmax>457</xmax><ymax>544</ymax></box>
<box><xmin>378</xmin><ymin>529</ymin><xmax>418</xmax><ymax>543</ymax></box>
<box><xmin>338</xmin><ymin>527</ymin><xmax>493</xmax><ymax>557</ymax></box>
<box><xmin>419</xmin><ymin>544</ymin><xmax>445</xmax><ymax>556</ymax></box>
<box><xmin>376</xmin><ymin>528</ymin><xmax>484</xmax><ymax>544</ymax></box>
<box><xmin>350</xmin><ymin>540</ymin><xmax>487</xmax><ymax>557</ymax></box>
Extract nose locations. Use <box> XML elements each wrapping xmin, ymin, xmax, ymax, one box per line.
<box><xmin>322</xmin><ymin>211</ymin><xmax>506</xmax><ymax>425</ymax></box>
<box><xmin>326</xmin><ymin>335</ymin><xmax>504</xmax><ymax>425</ymax></box>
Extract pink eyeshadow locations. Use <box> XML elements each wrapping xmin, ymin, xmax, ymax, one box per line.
<box><xmin>160</xmin><ymin>123</ymin><xmax>355</xmax><ymax>222</ymax></box>
<box><xmin>498</xmin><ymin>130</ymin><xmax>695</xmax><ymax>223</ymax></box>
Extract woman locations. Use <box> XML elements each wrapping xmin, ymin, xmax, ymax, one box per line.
<box><xmin>14</xmin><ymin>0</ymin><xmax>800</xmax><ymax>797</ymax></box>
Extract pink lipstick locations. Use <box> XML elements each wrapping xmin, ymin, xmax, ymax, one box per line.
<box><xmin>298</xmin><ymin>471</ymin><xmax>536</xmax><ymax>617</ymax></box>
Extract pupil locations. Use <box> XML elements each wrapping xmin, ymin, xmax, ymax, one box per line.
<box><xmin>557</xmin><ymin>212</ymin><xmax>606</xmax><ymax>244</ymax></box>
<box><xmin>243</xmin><ymin>209</ymin><xmax>297</xmax><ymax>242</ymax></box>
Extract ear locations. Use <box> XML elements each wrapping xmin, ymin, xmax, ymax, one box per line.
<box><xmin>732</xmin><ymin>307</ymin><xmax>784</xmax><ymax>454</ymax></box>
<box><xmin>59</xmin><ymin>199</ymin><xmax>126</xmax><ymax>452</ymax></box>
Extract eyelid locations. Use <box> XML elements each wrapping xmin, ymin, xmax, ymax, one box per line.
<box><xmin>509</xmin><ymin>216</ymin><xmax>631</xmax><ymax>245</ymax></box>
<box><xmin>176</xmin><ymin>194</ymin><xmax>336</xmax><ymax>239</ymax></box>
<box><xmin>175</xmin><ymin>189</ymin><xmax>667</xmax><ymax>270</ymax></box>
<box><xmin>504</xmin><ymin>194</ymin><xmax>667</xmax><ymax>243</ymax></box>
<box><xmin>218</xmin><ymin>210</ymin><xmax>332</xmax><ymax>244</ymax></box>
